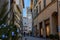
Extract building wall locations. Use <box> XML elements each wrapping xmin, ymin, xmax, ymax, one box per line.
<box><xmin>34</xmin><ymin>2</ymin><xmax>57</xmax><ymax>36</ymax></box>
<box><xmin>23</xmin><ymin>17</ymin><xmax>28</xmax><ymax>26</ymax></box>
<box><xmin>33</xmin><ymin>0</ymin><xmax>57</xmax><ymax>19</ymax></box>
<box><xmin>32</xmin><ymin>0</ymin><xmax>59</xmax><ymax>37</ymax></box>
<box><xmin>15</xmin><ymin>0</ymin><xmax>23</xmax><ymax>12</ymax></box>
<box><xmin>11</xmin><ymin>0</ymin><xmax>24</xmax><ymax>39</ymax></box>
<box><xmin>58</xmin><ymin>0</ymin><xmax>60</xmax><ymax>38</ymax></box>
<box><xmin>0</xmin><ymin>0</ymin><xmax>10</xmax><ymax>24</ymax></box>
<box><xmin>27</xmin><ymin>7</ymin><xmax>32</xmax><ymax>32</ymax></box>
<box><xmin>12</xmin><ymin>0</ymin><xmax>24</xmax><ymax>28</ymax></box>
<box><xmin>22</xmin><ymin>17</ymin><xmax>28</xmax><ymax>33</ymax></box>
<box><xmin>0</xmin><ymin>0</ymin><xmax>7</xmax><ymax>8</ymax></box>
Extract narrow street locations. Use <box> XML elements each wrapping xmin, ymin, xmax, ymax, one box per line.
<box><xmin>22</xmin><ymin>36</ymin><xmax>48</xmax><ymax>40</ymax></box>
<box><xmin>0</xmin><ymin>0</ymin><xmax>60</xmax><ymax>40</ymax></box>
<box><xmin>22</xmin><ymin>36</ymin><xmax>44</xmax><ymax>40</ymax></box>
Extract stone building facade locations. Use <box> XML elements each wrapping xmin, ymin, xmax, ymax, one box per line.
<box><xmin>22</xmin><ymin>17</ymin><xmax>28</xmax><ymax>33</ymax></box>
<box><xmin>31</xmin><ymin>0</ymin><xmax>60</xmax><ymax>39</ymax></box>
<box><xmin>27</xmin><ymin>7</ymin><xmax>32</xmax><ymax>32</ymax></box>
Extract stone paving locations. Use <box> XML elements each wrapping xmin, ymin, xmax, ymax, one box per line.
<box><xmin>22</xmin><ymin>36</ymin><xmax>48</xmax><ymax>40</ymax></box>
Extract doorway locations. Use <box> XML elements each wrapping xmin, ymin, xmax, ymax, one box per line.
<box><xmin>39</xmin><ymin>22</ymin><xmax>43</xmax><ymax>37</ymax></box>
<box><xmin>52</xmin><ymin>12</ymin><xmax>58</xmax><ymax>34</ymax></box>
<box><xmin>45</xmin><ymin>19</ymin><xmax>50</xmax><ymax>38</ymax></box>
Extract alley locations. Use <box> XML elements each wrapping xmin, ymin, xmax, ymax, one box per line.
<box><xmin>22</xmin><ymin>36</ymin><xmax>47</xmax><ymax>40</ymax></box>
<box><xmin>0</xmin><ymin>0</ymin><xmax>60</xmax><ymax>40</ymax></box>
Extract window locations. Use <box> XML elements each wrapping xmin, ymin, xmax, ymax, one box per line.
<box><xmin>36</xmin><ymin>6</ymin><xmax>38</xmax><ymax>15</ymax></box>
<box><xmin>34</xmin><ymin>0</ymin><xmax>38</xmax><ymax>6</ymax></box>
<box><xmin>33</xmin><ymin>7</ymin><xmax>38</xmax><ymax>18</ymax></box>
<box><xmin>39</xmin><ymin>2</ymin><xmax>41</xmax><ymax>13</ymax></box>
<box><xmin>44</xmin><ymin>0</ymin><xmax>46</xmax><ymax>7</ymax></box>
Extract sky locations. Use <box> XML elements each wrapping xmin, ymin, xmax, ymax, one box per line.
<box><xmin>23</xmin><ymin>0</ymin><xmax>30</xmax><ymax>17</ymax></box>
